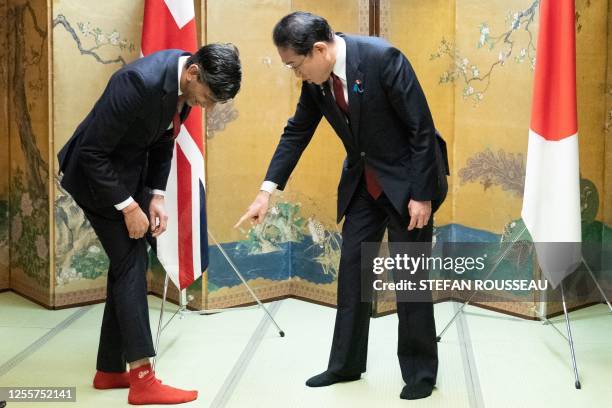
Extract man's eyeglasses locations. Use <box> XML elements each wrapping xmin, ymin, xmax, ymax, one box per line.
<box><xmin>284</xmin><ymin>55</ymin><xmax>308</xmax><ymax>72</ymax></box>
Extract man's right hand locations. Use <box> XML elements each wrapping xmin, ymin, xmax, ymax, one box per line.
<box><xmin>234</xmin><ymin>191</ymin><xmax>271</xmax><ymax>228</ymax></box>
<box><xmin>122</xmin><ymin>201</ymin><xmax>150</xmax><ymax>239</ymax></box>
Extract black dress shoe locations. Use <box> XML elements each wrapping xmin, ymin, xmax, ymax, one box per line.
<box><xmin>305</xmin><ymin>371</ymin><xmax>361</xmax><ymax>387</ymax></box>
<box><xmin>400</xmin><ymin>383</ymin><xmax>434</xmax><ymax>400</ymax></box>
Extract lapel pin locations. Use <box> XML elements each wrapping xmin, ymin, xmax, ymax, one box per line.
<box><xmin>353</xmin><ymin>79</ymin><xmax>364</xmax><ymax>94</ymax></box>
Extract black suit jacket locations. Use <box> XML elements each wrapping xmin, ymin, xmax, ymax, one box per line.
<box><xmin>265</xmin><ymin>34</ymin><xmax>449</xmax><ymax>223</ymax></box>
<box><xmin>58</xmin><ymin>49</ymin><xmax>191</xmax><ymax>211</ymax></box>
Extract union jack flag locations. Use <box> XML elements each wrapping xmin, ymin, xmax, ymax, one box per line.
<box><xmin>141</xmin><ymin>0</ymin><xmax>208</xmax><ymax>290</ymax></box>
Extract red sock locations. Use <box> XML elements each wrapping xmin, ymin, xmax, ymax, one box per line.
<box><xmin>128</xmin><ymin>364</ymin><xmax>198</xmax><ymax>405</ymax></box>
<box><xmin>93</xmin><ymin>370</ymin><xmax>130</xmax><ymax>389</ymax></box>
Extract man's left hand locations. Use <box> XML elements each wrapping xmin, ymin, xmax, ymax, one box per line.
<box><xmin>407</xmin><ymin>200</ymin><xmax>431</xmax><ymax>231</ymax></box>
<box><xmin>149</xmin><ymin>194</ymin><xmax>168</xmax><ymax>238</ymax></box>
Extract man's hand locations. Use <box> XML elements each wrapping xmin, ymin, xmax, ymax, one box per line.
<box><xmin>122</xmin><ymin>202</ymin><xmax>150</xmax><ymax>239</ymax></box>
<box><xmin>234</xmin><ymin>191</ymin><xmax>271</xmax><ymax>228</ymax></box>
<box><xmin>407</xmin><ymin>199</ymin><xmax>432</xmax><ymax>231</ymax></box>
<box><xmin>149</xmin><ymin>194</ymin><xmax>168</xmax><ymax>238</ymax></box>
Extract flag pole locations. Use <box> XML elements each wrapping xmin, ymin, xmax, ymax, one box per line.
<box><xmin>433</xmin><ymin>231</ymin><xmax>610</xmax><ymax>391</ymax></box>
<box><xmin>581</xmin><ymin>257</ymin><xmax>612</xmax><ymax>313</ymax></box>
<box><xmin>196</xmin><ymin>230</ymin><xmax>285</xmax><ymax>337</ymax></box>
<box><xmin>560</xmin><ymin>281</ymin><xmax>581</xmax><ymax>389</ymax></box>
<box><xmin>438</xmin><ymin>238</ymin><xmax>611</xmax><ymax>342</ymax></box>
<box><xmin>436</xmin><ymin>226</ymin><xmax>527</xmax><ymax>342</ymax></box>
<box><xmin>152</xmin><ymin>229</ymin><xmax>286</xmax><ymax>366</ymax></box>
<box><xmin>152</xmin><ymin>272</ymin><xmax>170</xmax><ymax>371</ymax></box>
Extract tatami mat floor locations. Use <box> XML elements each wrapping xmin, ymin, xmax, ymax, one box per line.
<box><xmin>0</xmin><ymin>291</ymin><xmax>610</xmax><ymax>407</ymax></box>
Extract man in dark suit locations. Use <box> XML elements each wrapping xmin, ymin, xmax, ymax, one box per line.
<box><xmin>236</xmin><ymin>12</ymin><xmax>448</xmax><ymax>400</ymax></box>
<box><xmin>58</xmin><ymin>44</ymin><xmax>241</xmax><ymax>405</ymax></box>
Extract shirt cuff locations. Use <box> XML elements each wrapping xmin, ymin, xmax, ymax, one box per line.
<box><xmin>151</xmin><ymin>189</ymin><xmax>165</xmax><ymax>196</ymax></box>
<box><xmin>114</xmin><ymin>196</ymin><xmax>134</xmax><ymax>211</ymax></box>
<box><xmin>260</xmin><ymin>181</ymin><xmax>278</xmax><ymax>194</ymax></box>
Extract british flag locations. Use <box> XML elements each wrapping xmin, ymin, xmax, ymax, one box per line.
<box><xmin>141</xmin><ymin>0</ymin><xmax>208</xmax><ymax>290</ymax></box>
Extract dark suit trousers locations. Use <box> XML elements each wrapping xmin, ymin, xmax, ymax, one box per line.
<box><xmin>81</xmin><ymin>204</ymin><xmax>156</xmax><ymax>372</ymax></box>
<box><xmin>327</xmin><ymin>179</ymin><xmax>438</xmax><ymax>388</ymax></box>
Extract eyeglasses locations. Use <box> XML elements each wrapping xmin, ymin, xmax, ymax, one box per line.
<box><xmin>284</xmin><ymin>55</ymin><xmax>308</xmax><ymax>73</ymax></box>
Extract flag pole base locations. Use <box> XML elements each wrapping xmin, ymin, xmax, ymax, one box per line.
<box><xmin>204</xmin><ymin>229</ymin><xmax>285</xmax><ymax>338</ymax></box>
<box><xmin>433</xmin><ymin>228</ymin><xmax>609</xmax><ymax>390</ymax></box>
<box><xmin>436</xmin><ymin>226</ymin><xmax>527</xmax><ymax>342</ymax></box>
<box><xmin>153</xmin><ymin>229</ymin><xmax>286</xmax><ymax>366</ymax></box>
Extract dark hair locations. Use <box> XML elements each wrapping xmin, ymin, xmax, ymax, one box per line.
<box><xmin>272</xmin><ymin>12</ymin><xmax>334</xmax><ymax>56</ymax></box>
<box><xmin>187</xmin><ymin>43</ymin><xmax>242</xmax><ymax>102</ymax></box>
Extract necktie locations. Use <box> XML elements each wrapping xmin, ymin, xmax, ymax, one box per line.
<box><xmin>330</xmin><ymin>72</ymin><xmax>349</xmax><ymax>116</ymax></box>
<box><xmin>330</xmin><ymin>73</ymin><xmax>382</xmax><ymax>200</ymax></box>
